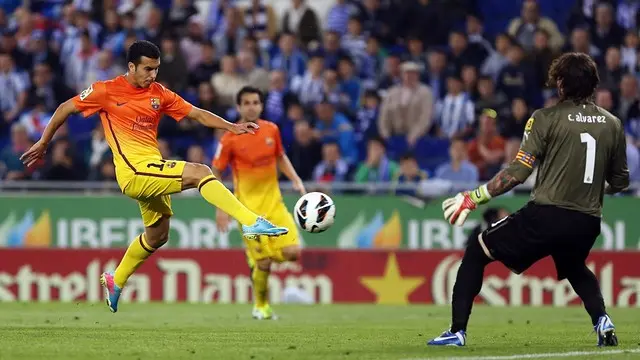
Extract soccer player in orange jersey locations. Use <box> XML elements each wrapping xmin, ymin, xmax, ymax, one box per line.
<box><xmin>20</xmin><ymin>41</ymin><xmax>288</xmax><ymax>313</ymax></box>
<box><xmin>213</xmin><ymin>86</ymin><xmax>305</xmax><ymax>319</ymax></box>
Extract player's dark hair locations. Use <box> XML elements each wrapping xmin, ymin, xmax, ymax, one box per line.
<box><xmin>127</xmin><ymin>40</ymin><xmax>161</xmax><ymax>66</ymax></box>
<box><xmin>547</xmin><ymin>52</ymin><xmax>600</xmax><ymax>104</ymax></box>
<box><xmin>236</xmin><ymin>86</ymin><xmax>263</xmax><ymax>105</ymax></box>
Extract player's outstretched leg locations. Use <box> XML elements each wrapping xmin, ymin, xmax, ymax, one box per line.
<box><xmin>428</xmin><ymin>235</ymin><xmax>493</xmax><ymax>347</ymax></box>
<box><xmin>182</xmin><ymin>163</ymin><xmax>288</xmax><ymax>237</ymax></box>
<box><xmin>566</xmin><ymin>265</ymin><xmax>617</xmax><ymax>346</ymax></box>
<box><xmin>101</xmin><ymin>216</ymin><xmax>169</xmax><ymax>312</ymax></box>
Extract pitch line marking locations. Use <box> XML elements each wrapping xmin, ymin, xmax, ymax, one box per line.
<box><xmin>402</xmin><ymin>348</ymin><xmax>640</xmax><ymax>360</ymax></box>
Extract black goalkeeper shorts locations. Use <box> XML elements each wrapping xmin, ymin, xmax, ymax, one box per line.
<box><xmin>480</xmin><ymin>202</ymin><xmax>601</xmax><ymax>280</ymax></box>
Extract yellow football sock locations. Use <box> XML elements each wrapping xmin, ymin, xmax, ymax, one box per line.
<box><xmin>271</xmin><ymin>248</ymin><xmax>286</xmax><ymax>263</ymax></box>
<box><xmin>198</xmin><ymin>175</ymin><xmax>259</xmax><ymax>226</ymax></box>
<box><xmin>252</xmin><ymin>267</ymin><xmax>270</xmax><ymax>308</ymax></box>
<box><xmin>114</xmin><ymin>234</ymin><xmax>155</xmax><ymax>288</ymax></box>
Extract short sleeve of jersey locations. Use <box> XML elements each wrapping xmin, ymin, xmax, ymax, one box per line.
<box><xmin>161</xmin><ymin>86</ymin><xmax>193</xmax><ymax>121</ymax></box>
<box><xmin>517</xmin><ymin>109</ymin><xmax>549</xmax><ymax>168</ymax></box>
<box><xmin>212</xmin><ymin>134</ymin><xmax>233</xmax><ymax>172</ymax></box>
<box><xmin>72</xmin><ymin>82</ymin><xmax>107</xmax><ymax>117</ymax></box>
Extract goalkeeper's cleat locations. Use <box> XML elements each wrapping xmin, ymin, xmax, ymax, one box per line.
<box><xmin>100</xmin><ymin>272</ymin><xmax>122</xmax><ymax>313</ymax></box>
<box><xmin>252</xmin><ymin>305</ymin><xmax>278</xmax><ymax>320</ymax></box>
<box><xmin>427</xmin><ymin>329</ymin><xmax>466</xmax><ymax>347</ymax></box>
<box><xmin>595</xmin><ymin>315</ymin><xmax>618</xmax><ymax>347</ymax></box>
<box><xmin>242</xmin><ymin>217</ymin><xmax>288</xmax><ymax>239</ymax></box>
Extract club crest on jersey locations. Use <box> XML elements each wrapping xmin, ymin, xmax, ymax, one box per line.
<box><xmin>150</xmin><ymin>97</ymin><xmax>160</xmax><ymax>110</ymax></box>
<box><xmin>524</xmin><ymin>117</ymin><xmax>534</xmax><ymax>132</ymax></box>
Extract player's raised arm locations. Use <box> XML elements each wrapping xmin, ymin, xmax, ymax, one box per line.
<box><xmin>605</xmin><ymin>122</ymin><xmax>630</xmax><ymax>194</ymax></box>
<box><xmin>188</xmin><ymin>107</ymin><xmax>259</xmax><ymax>135</ymax></box>
<box><xmin>20</xmin><ymin>99</ymin><xmax>78</xmax><ymax>167</ymax></box>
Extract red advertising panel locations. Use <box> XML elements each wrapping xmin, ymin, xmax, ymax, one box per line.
<box><xmin>0</xmin><ymin>249</ymin><xmax>637</xmax><ymax>307</ymax></box>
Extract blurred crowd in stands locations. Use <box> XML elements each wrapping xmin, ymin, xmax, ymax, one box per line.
<box><xmin>1</xmin><ymin>0</ymin><xmax>640</xmax><ymax>193</ymax></box>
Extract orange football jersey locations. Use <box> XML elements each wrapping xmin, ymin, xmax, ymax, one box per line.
<box><xmin>72</xmin><ymin>75</ymin><xmax>193</xmax><ymax>172</ymax></box>
<box><xmin>212</xmin><ymin>120</ymin><xmax>285</xmax><ymax>213</ymax></box>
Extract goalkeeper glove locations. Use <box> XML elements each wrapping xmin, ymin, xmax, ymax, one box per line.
<box><xmin>442</xmin><ymin>185</ymin><xmax>491</xmax><ymax>226</ymax></box>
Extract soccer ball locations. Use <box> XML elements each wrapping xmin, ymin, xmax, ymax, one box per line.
<box><xmin>294</xmin><ymin>192</ymin><xmax>336</xmax><ymax>233</ymax></box>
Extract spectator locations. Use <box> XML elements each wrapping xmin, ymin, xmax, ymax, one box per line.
<box><xmin>507</xmin><ymin>0</ymin><xmax>564</xmax><ymax>52</ymax></box>
<box><xmin>617</xmin><ymin>0</ymin><xmax>640</xmax><ymax>31</ymax></box>
<box><xmin>65</xmin><ymin>30</ymin><xmax>98</xmax><ymax>93</ymax></box>
<box><xmin>425</xmin><ymin>49</ymin><xmax>449</xmax><ymax>101</ymax></box>
<box><xmin>142</xmin><ymin>6</ymin><xmax>164</xmax><ymax>47</ymax></box>
<box><xmin>280</xmin><ymin>102</ymin><xmax>306</xmax><ymax>147</ymax></box>
<box><xmin>481</xmin><ymin>33</ymin><xmax>512</xmax><ymax>82</ymax></box>
<box><xmin>467</xmin><ymin>111</ymin><xmax>506</xmax><ymax>180</ymax></box>
<box><xmin>211</xmin><ymin>55</ymin><xmax>245</xmax><ymax>108</ymax></box>
<box><xmin>270</xmin><ymin>31</ymin><xmax>307</xmax><ymax>81</ymax></box>
<box><xmin>599</xmin><ymin>47</ymin><xmax>625</xmax><ymax>94</ymax></box>
<box><xmin>354</xmin><ymin>136</ymin><xmax>399</xmax><ymax>183</ymax></box>
<box><xmin>354</xmin><ymin>90</ymin><xmax>380</xmax><ymax>152</ymax></box>
<box><xmin>502</xmin><ymin>98</ymin><xmax>529</xmax><ymax>140</ymax></box>
<box><xmin>290</xmin><ymin>54</ymin><xmax>325</xmax><ymax>110</ymax></box>
<box><xmin>378</xmin><ymin>61</ymin><xmax>434</xmax><ymax>147</ymax></box>
<box><xmin>338</xmin><ymin>57</ymin><xmax>361</xmax><ymax>113</ymax></box>
<box><xmin>617</xmin><ymin>75</ymin><xmax>638</xmax><ymax>121</ymax></box>
<box><xmin>402</xmin><ymin>35</ymin><xmax>427</xmax><ymax>75</ymax></box>
<box><xmin>88</xmin><ymin>124</ymin><xmax>111</xmax><ymax>181</ymax></box>
<box><xmin>322</xmin><ymin>67</ymin><xmax>351</xmax><ymax>114</ymax></box>
<box><xmin>448</xmin><ymin>31</ymin><xmax>486</xmax><ymax>75</ymax></box>
<box><xmin>42</xmin><ymin>138</ymin><xmax>85</xmax><ymax>181</ymax></box>
<box><xmin>212</xmin><ymin>7</ymin><xmax>247</xmax><ymax>57</ymax></box>
<box><xmin>436</xmin><ymin>74</ymin><xmax>475</xmax><ymax>139</ymax></box>
<box><xmin>360</xmin><ymin>36</ymin><xmax>383</xmax><ymax>89</ymax></box>
<box><xmin>466</xmin><ymin>14</ymin><xmax>493</xmax><ymax>55</ymax></box>
<box><xmin>596</xmin><ymin>88</ymin><xmax>616</xmax><ymax>114</ymax></box>
<box><xmin>238</xmin><ymin>50</ymin><xmax>269</xmax><ymax>92</ymax></box>
<box><xmin>318</xmin><ymin>31</ymin><xmax>348</xmax><ymax>71</ymax></box>
<box><xmin>529</xmin><ymin>29</ymin><xmax>559</xmax><ymax>90</ymax></box>
<box><xmin>85</xmin><ymin>50</ymin><xmax>124</xmax><ymax>89</ymax></box>
<box><xmin>496</xmin><ymin>43</ymin><xmax>535</xmax><ymax>103</ymax></box>
<box><xmin>565</xmin><ymin>27</ymin><xmax>601</xmax><ymax>59</ymax></box>
<box><xmin>0</xmin><ymin>123</ymin><xmax>34</xmax><ymax>180</ymax></box>
<box><xmin>591</xmin><ymin>2</ymin><xmax>625</xmax><ymax>53</ymax></box>
<box><xmin>288</xmin><ymin>120</ymin><xmax>322</xmax><ymax>181</ymax></box>
<box><xmin>314</xmin><ymin>99</ymin><xmax>357</xmax><ymax>163</ymax></box>
<box><xmin>197</xmin><ymin>82</ymin><xmax>227</xmax><ymax>117</ymax></box>
<box><xmin>435</xmin><ymin>136</ymin><xmax>479</xmax><ymax>183</ymax></box>
<box><xmin>281</xmin><ymin>0</ymin><xmax>321</xmax><ymax>48</ymax></box>
<box><xmin>359</xmin><ymin>0</ymin><xmax>394</xmax><ymax>44</ymax></box>
<box><xmin>475</xmin><ymin>76</ymin><xmax>509</xmax><ymax>119</ymax></box>
<box><xmin>156</xmin><ymin>35</ymin><xmax>188</xmax><ymax>93</ymax></box>
<box><xmin>17</xmin><ymin>96</ymin><xmax>52</xmax><ymax>140</ymax></box>
<box><xmin>341</xmin><ymin>16</ymin><xmax>367</xmax><ymax>69</ymax></box>
<box><xmin>188</xmin><ymin>41</ymin><xmax>220</xmax><ymax>90</ymax></box>
<box><xmin>392</xmin><ymin>153</ymin><xmax>428</xmax><ymax>196</ymax></box>
<box><xmin>241</xmin><ymin>0</ymin><xmax>278</xmax><ymax>41</ymax></box>
<box><xmin>622</xmin><ymin>31</ymin><xmax>639</xmax><ymax>73</ymax></box>
<box><xmin>241</xmin><ymin>35</ymin><xmax>271</xmax><ymax>68</ymax></box>
<box><xmin>118</xmin><ymin>0</ymin><xmax>153</xmax><ymax>30</ymax></box>
<box><xmin>28</xmin><ymin>30</ymin><xmax>60</xmax><ymax>73</ymax></box>
<box><xmin>461</xmin><ymin>65</ymin><xmax>479</xmax><ymax>99</ymax></box>
<box><xmin>326</xmin><ymin>0</ymin><xmax>356</xmax><ymax>35</ymax></box>
<box><xmin>312</xmin><ymin>141</ymin><xmax>350</xmax><ymax>182</ymax></box>
<box><xmin>99</xmin><ymin>9</ymin><xmax>126</xmax><ymax>57</ymax></box>
<box><xmin>0</xmin><ymin>52</ymin><xmax>27</xmax><ymax>130</ymax></box>
<box><xmin>180</xmin><ymin>15</ymin><xmax>207</xmax><ymax>71</ymax></box>
<box><xmin>165</xmin><ymin>0</ymin><xmax>198</xmax><ymax>30</ymax></box>
<box><xmin>264</xmin><ymin>70</ymin><xmax>298</xmax><ymax>124</ymax></box>
<box><xmin>377</xmin><ymin>52</ymin><xmax>401</xmax><ymax>91</ymax></box>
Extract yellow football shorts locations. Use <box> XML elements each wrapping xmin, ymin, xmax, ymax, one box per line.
<box><xmin>244</xmin><ymin>203</ymin><xmax>299</xmax><ymax>262</ymax></box>
<box><xmin>118</xmin><ymin>159</ymin><xmax>186</xmax><ymax>227</ymax></box>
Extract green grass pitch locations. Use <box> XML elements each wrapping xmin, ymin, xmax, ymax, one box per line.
<box><xmin>0</xmin><ymin>303</ymin><xmax>639</xmax><ymax>360</ymax></box>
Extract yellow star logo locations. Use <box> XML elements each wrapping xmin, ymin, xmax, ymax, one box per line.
<box><xmin>359</xmin><ymin>253</ymin><xmax>425</xmax><ymax>304</ymax></box>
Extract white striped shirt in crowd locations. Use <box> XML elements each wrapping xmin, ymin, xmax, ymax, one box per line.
<box><xmin>341</xmin><ymin>34</ymin><xmax>367</xmax><ymax>68</ymax></box>
<box><xmin>244</xmin><ymin>5</ymin><xmax>269</xmax><ymax>34</ymax></box>
<box><xmin>436</xmin><ymin>92</ymin><xmax>475</xmax><ymax>138</ymax></box>
<box><xmin>291</xmin><ymin>73</ymin><xmax>324</xmax><ymax>108</ymax></box>
<box><xmin>0</xmin><ymin>71</ymin><xmax>28</xmax><ymax>112</ymax></box>
<box><xmin>326</xmin><ymin>4</ymin><xmax>353</xmax><ymax>34</ymax></box>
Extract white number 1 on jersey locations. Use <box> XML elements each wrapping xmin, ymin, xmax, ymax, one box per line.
<box><xmin>580</xmin><ymin>133</ymin><xmax>596</xmax><ymax>184</ymax></box>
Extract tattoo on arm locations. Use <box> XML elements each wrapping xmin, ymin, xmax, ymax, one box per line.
<box><xmin>486</xmin><ymin>168</ymin><xmax>522</xmax><ymax>197</ymax></box>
